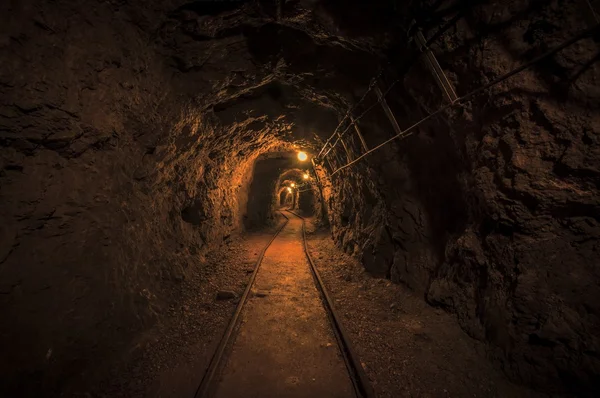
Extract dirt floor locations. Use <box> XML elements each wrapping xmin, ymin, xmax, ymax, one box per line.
<box><xmin>85</xmin><ymin>216</ymin><xmax>286</xmax><ymax>398</ymax></box>
<box><xmin>79</xmin><ymin>212</ymin><xmax>570</xmax><ymax>398</ymax></box>
<box><xmin>212</xmin><ymin>211</ymin><xmax>354</xmax><ymax>397</ymax></box>
<box><xmin>303</xmin><ymin>219</ymin><xmax>563</xmax><ymax>398</ymax></box>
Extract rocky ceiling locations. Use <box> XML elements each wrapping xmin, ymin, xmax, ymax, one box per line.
<box><xmin>1</xmin><ymin>0</ymin><xmax>599</xmax><ymax>396</ymax></box>
<box><xmin>160</xmin><ymin>0</ymin><xmax>397</xmax><ymax>135</ymax></box>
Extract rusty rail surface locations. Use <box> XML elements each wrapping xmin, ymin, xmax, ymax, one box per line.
<box><xmin>286</xmin><ymin>209</ymin><xmax>376</xmax><ymax>398</ymax></box>
<box><xmin>194</xmin><ymin>213</ymin><xmax>290</xmax><ymax>398</ymax></box>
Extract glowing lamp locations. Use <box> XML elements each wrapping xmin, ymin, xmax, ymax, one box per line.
<box><xmin>303</xmin><ymin>173</ymin><xmax>309</xmax><ymax>179</ymax></box>
<box><xmin>297</xmin><ymin>151</ymin><xmax>308</xmax><ymax>161</ymax></box>
<box><xmin>287</xmin><ymin>187</ymin><xmax>292</xmax><ymax>193</ymax></box>
<box><xmin>291</xmin><ymin>183</ymin><xmax>296</xmax><ymax>188</ymax></box>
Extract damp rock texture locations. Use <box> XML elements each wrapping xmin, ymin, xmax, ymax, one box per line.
<box><xmin>0</xmin><ymin>0</ymin><xmax>599</xmax><ymax>396</ymax></box>
<box><xmin>316</xmin><ymin>0</ymin><xmax>600</xmax><ymax>395</ymax></box>
<box><xmin>0</xmin><ymin>0</ymin><xmax>379</xmax><ymax>394</ymax></box>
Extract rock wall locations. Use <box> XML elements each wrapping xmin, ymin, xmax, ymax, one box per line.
<box><xmin>317</xmin><ymin>0</ymin><xmax>600</xmax><ymax>394</ymax></box>
<box><xmin>0</xmin><ymin>0</ymin><xmax>287</xmax><ymax>394</ymax></box>
<box><xmin>298</xmin><ymin>188</ymin><xmax>317</xmax><ymax>216</ymax></box>
<box><xmin>1</xmin><ymin>0</ymin><xmax>598</xmax><ymax>395</ymax></box>
<box><xmin>0</xmin><ymin>0</ymin><xmax>381</xmax><ymax>393</ymax></box>
<box><xmin>245</xmin><ymin>155</ymin><xmax>300</xmax><ymax>229</ymax></box>
<box><xmin>428</xmin><ymin>1</ymin><xmax>600</xmax><ymax>392</ymax></box>
<box><xmin>1</xmin><ymin>1</ymin><xmax>171</xmax><ymax>393</ymax></box>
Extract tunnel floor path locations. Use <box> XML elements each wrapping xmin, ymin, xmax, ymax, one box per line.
<box><xmin>212</xmin><ymin>211</ymin><xmax>354</xmax><ymax>398</ymax></box>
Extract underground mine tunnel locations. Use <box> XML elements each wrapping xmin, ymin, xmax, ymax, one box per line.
<box><xmin>1</xmin><ymin>0</ymin><xmax>599</xmax><ymax>397</ymax></box>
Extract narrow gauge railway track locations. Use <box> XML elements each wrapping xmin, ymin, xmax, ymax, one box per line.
<box><xmin>194</xmin><ymin>210</ymin><xmax>374</xmax><ymax>398</ymax></box>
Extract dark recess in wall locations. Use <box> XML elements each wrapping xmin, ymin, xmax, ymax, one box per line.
<box><xmin>0</xmin><ymin>0</ymin><xmax>599</xmax><ymax>396</ymax></box>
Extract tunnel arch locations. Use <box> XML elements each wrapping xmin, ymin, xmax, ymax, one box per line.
<box><xmin>297</xmin><ymin>186</ymin><xmax>317</xmax><ymax>217</ymax></box>
<box><xmin>278</xmin><ymin>179</ymin><xmax>300</xmax><ymax>209</ymax></box>
<box><xmin>2</xmin><ymin>0</ymin><xmax>599</xmax><ymax>396</ymax></box>
<box><xmin>276</xmin><ymin>169</ymin><xmax>307</xmax><ymax>190</ymax></box>
<box><xmin>277</xmin><ymin>187</ymin><xmax>294</xmax><ymax>208</ymax></box>
<box><xmin>276</xmin><ymin>167</ymin><xmax>321</xmax><ymax>215</ymax></box>
<box><xmin>242</xmin><ymin>150</ymin><xmax>322</xmax><ymax>229</ymax></box>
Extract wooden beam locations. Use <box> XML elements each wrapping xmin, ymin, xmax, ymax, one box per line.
<box><xmin>415</xmin><ymin>30</ymin><xmax>458</xmax><ymax>104</ymax></box>
<box><xmin>374</xmin><ymin>85</ymin><xmax>403</xmax><ymax>137</ymax></box>
<box><xmin>351</xmin><ymin>116</ymin><xmax>369</xmax><ymax>152</ymax></box>
<box><xmin>338</xmin><ymin>134</ymin><xmax>353</xmax><ymax>161</ymax></box>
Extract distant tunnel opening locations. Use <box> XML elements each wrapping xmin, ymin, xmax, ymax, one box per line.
<box><xmin>278</xmin><ymin>189</ymin><xmax>288</xmax><ymax>207</ymax></box>
<box><xmin>298</xmin><ymin>189</ymin><xmax>316</xmax><ymax>217</ymax></box>
<box><xmin>243</xmin><ymin>151</ymin><xmax>321</xmax><ymax>229</ymax></box>
<box><xmin>2</xmin><ymin>0</ymin><xmax>599</xmax><ymax>396</ymax></box>
<box><xmin>243</xmin><ymin>153</ymin><xmax>292</xmax><ymax>229</ymax></box>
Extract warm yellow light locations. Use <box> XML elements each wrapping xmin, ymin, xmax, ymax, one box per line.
<box><xmin>291</xmin><ymin>183</ymin><xmax>296</xmax><ymax>188</ymax></box>
<box><xmin>303</xmin><ymin>173</ymin><xmax>309</xmax><ymax>179</ymax></box>
<box><xmin>287</xmin><ymin>187</ymin><xmax>292</xmax><ymax>193</ymax></box>
<box><xmin>297</xmin><ymin>151</ymin><xmax>308</xmax><ymax>161</ymax></box>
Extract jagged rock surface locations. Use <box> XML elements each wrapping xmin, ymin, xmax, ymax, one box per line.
<box><xmin>0</xmin><ymin>0</ymin><xmax>598</xmax><ymax>396</ymax></box>
<box><xmin>316</xmin><ymin>0</ymin><xmax>599</xmax><ymax>394</ymax></box>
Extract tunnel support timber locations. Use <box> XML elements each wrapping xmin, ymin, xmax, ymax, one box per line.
<box><xmin>286</xmin><ymin>210</ymin><xmax>375</xmax><ymax>398</ymax></box>
<box><xmin>194</xmin><ymin>214</ymin><xmax>289</xmax><ymax>398</ymax></box>
<box><xmin>316</xmin><ymin>22</ymin><xmax>600</xmax><ymax>177</ymax></box>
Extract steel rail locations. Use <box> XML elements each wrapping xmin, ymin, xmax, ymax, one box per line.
<box><xmin>316</xmin><ymin>72</ymin><xmax>383</xmax><ymax>158</ymax></box>
<box><xmin>336</xmin><ymin>79</ymin><xmax>402</xmax><ymax>141</ymax></box>
<box><xmin>322</xmin><ymin>135</ymin><xmax>342</xmax><ymax>159</ymax></box>
<box><xmin>316</xmin><ymin>78</ymin><xmax>402</xmax><ymax>165</ymax></box>
<box><xmin>194</xmin><ymin>213</ymin><xmax>290</xmax><ymax>398</ymax></box>
<box><xmin>286</xmin><ymin>209</ymin><xmax>375</xmax><ymax>398</ymax></box>
<box><xmin>316</xmin><ymin>12</ymin><xmax>599</xmax><ymax>172</ymax></box>
<box><xmin>374</xmin><ymin>85</ymin><xmax>405</xmax><ymax>135</ymax></box>
<box><xmin>316</xmin><ymin>0</ymin><xmax>471</xmax><ymax>161</ymax></box>
<box><xmin>351</xmin><ymin>116</ymin><xmax>369</xmax><ymax>152</ymax></box>
<box><xmin>329</xmin><ymin>23</ymin><xmax>600</xmax><ymax>176</ymax></box>
<box><xmin>316</xmin><ymin>0</ymin><xmax>465</xmax><ymax>160</ymax></box>
<box><xmin>415</xmin><ymin>30</ymin><xmax>459</xmax><ymax>103</ymax></box>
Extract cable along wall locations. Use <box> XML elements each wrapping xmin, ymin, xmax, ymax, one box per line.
<box><xmin>311</xmin><ymin>1</ymin><xmax>600</xmax><ymax>394</ymax></box>
<box><xmin>314</xmin><ymin>9</ymin><xmax>600</xmax><ymax>178</ymax></box>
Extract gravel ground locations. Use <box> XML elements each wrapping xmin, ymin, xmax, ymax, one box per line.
<box><xmin>304</xmin><ymin>219</ymin><xmax>557</xmax><ymax>398</ymax></box>
<box><xmin>76</xmin><ymin>212</ymin><xmax>558</xmax><ymax>398</ymax></box>
<box><xmin>85</xmin><ymin>216</ymin><xmax>285</xmax><ymax>398</ymax></box>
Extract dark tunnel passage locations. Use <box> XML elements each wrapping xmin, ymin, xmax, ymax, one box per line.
<box><xmin>1</xmin><ymin>0</ymin><xmax>600</xmax><ymax>397</ymax></box>
<box><xmin>244</xmin><ymin>153</ymin><xmax>294</xmax><ymax>229</ymax></box>
<box><xmin>297</xmin><ymin>188</ymin><xmax>316</xmax><ymax>216</ymax></box>
<box><xmin>244</xmin><ymin>152</ymin><xmax>319</xmax><ymax>228</ymax></box>
<box><xmin>278</xmin><ymin>188</ymin><xmax>290</xmax><ymax>207</ymax></box>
